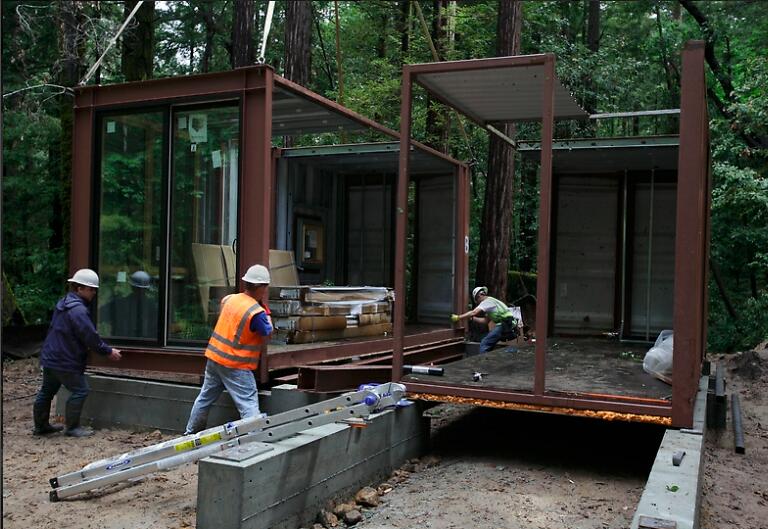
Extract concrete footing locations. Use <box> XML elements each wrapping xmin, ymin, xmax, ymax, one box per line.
<box><xmin>197</xmin><ymin>403</ymin><xmax>428</xmax><ymax>529</ymax></box>
<box><xmin>56</xmin><ymin>375</ymin><xmax>331</xmax><ymax>433</ymax></box>
<box><xmin>631</xmin><ymin>376</ymin><xmax>709</xmax><ymax>529</ymax></box>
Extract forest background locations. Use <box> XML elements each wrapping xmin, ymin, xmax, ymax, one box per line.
<box><xmin>1</xmin><ymin>0</ymin><xmax>766</xmax><ymax>352</ymax></box>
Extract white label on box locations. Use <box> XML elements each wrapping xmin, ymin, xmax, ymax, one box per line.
<box><xmin>116</xmin><ymin>271</ymin><xmax>127</xmax><ymax>283</ymax></box>
<box><xmin>106</xmin><ymin>121</ymin><xmax>116</xmax><ymax>133</ymax></box>
<box><xmin>212</xmin><ymin>150</ymin><xmax>222</xmax><ymax>168</ymax></box>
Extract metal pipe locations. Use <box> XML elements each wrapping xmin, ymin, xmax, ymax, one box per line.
<box><xmin>731</xmin><ymin>393</ymin><xmax>745</xmax><ymax>454</ymax></box>
<box><xmin>486</xmin><ymin>124</ymin><xmax>518</xmax><ymax>149</ymax></box>
<box><xmin>619</xmin><ymin>169</ymin><xmax>628</xmax><ymax>338</ymax></box>
<box><xmin>589</xmin><ymin>109</ymin><xmax>680</xmax><ymax>120</ymax></box>
<box><xmin>645</xmin><ymin>169</ymin><xmax>655</xmax><ymax>341</ymax></box>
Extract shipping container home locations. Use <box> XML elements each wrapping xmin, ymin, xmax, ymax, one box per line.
<box><xmin>394</xmin><ymin>41</ymin><xmax>710</xmax><ymax>428</ymax></box>
<box><xmin>70</xmin><ymin>66</ymin><xmax>469</xmax><ymax>381</ymax></box>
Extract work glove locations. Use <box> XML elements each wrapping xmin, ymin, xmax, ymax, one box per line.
<box><xmin>450</xmin><ymin>314</ymin><xmax>460</xmax><ymax>323</ymax></box>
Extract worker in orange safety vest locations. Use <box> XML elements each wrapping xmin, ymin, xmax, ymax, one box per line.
<box><xmin>184</xmin><ymin>264</ymin><xmax>273</xmax><ymax>434</ymax></box>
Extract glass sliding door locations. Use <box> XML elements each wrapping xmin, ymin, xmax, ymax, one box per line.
<box><xmin>168</xmin><ymin>104</ymin><xmax>240</xmax><ymax>342</ymax></box>
<box><xmin>96</xmin><ymin>112</ymin><xmax>164</xmax><ymax>340</ymax></box>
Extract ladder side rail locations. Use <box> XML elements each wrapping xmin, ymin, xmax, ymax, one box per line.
<box><xmin>52</xmin><ymin>388</ymin><xmax>375</xmax><ymax>488</ymax></box>
<box><xmin>51</xmin><ymin>401</ymin><xmax>375</xmax><ymax>501</ymax></box>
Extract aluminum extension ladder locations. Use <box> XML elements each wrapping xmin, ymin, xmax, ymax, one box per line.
<box><xmin>49</xmin><ymin>382</ymin><xmax>407</xmax><ymax>502</ymax></box>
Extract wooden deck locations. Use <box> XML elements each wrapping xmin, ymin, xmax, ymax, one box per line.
<box><xmin>403</xmin><ymin>337</ymin><xmax>672</xmax><ymax>401</ymax></box>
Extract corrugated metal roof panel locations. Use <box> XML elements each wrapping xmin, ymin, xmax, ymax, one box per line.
<box><xmin>414</xmin><ymin>63</ymin><xmax>587</xmax><ymax>122</ymax></box>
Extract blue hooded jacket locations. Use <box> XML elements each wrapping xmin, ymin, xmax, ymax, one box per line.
<box><xmin>40</xmin><ymin>292</ymin><xmax>112</xmax><ymax>373</ymax></box>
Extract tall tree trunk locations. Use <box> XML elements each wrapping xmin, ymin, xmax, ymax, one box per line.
<box><xmin>425</xmin><ymin>1</ymin><xmax>448</xmax><ymax>152</ymax></box>
<box><xmin>231</xmin><ymin>0</ymin><xmax>254</xmax><ymax>68</ymax></box>
<box><xmin>475</xmin><ymin>0</ymin><xmax>522</xmax><ymax>301</ymax></box>
<box><xmin>399</xmin><ymin>1</ymin><xmax>410</xmax><ymax>58</ymax></box>
<box><xmin>284</xmin><ymin>0</ymin><xmax>312</xmax><ymax>148</ymax></box>
<box><xmin>582</xmin><ymin>0</ymin><xmax>600</xmax><ymax>114</ymax></box>
<box><xmin>284</xmin><ymin>0</ymin><xmax>312</xmax><ymax>85</ymax></box>
<box><xmin>54</xmin><ymin>0</ymin><xmax>83</xmax><ymax>271</ymax></box>
<box><xmin>200</xmin><ymin>2</ymin><xmax>216</xmax><ymax>73</ymax></box>
<box><xmin>121</xmin><ymin>0</ymin><xmax>155</xmax><ymax>81</ymax></box>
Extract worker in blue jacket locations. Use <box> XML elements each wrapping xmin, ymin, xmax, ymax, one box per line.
<box><xmin>33</xmin><ymin>269</ymin><xmax>122</xmax><ymax>437</ymax></box>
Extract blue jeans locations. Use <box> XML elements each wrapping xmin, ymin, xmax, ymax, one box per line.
<box><xmin>185</xmin><ymin>359</ymin><xmax>261</xmax><ymax>434</ymax></box>
<box><xmin>479</xmin><ymin>318</ymin><xmax>518</xmax><ymax>353</ymax></box>
<box><xmin>35</xmin><ymin>367</ymin><xmax>90</xmax><ymax>407</ymax></box>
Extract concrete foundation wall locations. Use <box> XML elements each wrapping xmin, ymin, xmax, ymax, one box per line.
<box><xmin>197</xmin><ymin>403</ymin><xmax>429</xmax><ymax>529</ymax></box>
<box><xmin>631</xmin><ymin>376</ymin><xmax>708</xmax><ymax>529</ymax></box>
<box><xmin>56</xmin><ymin>376</ymin><xmax>331</xmax><ymax>433</ymax></box>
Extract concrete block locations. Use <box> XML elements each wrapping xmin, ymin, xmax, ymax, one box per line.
<box><xmin>197</xmin><ymin>403</ymin><xmax>429</xmax><ymax>529</ymax></box>
<box><xmin>55</xmin><ymin>375</ymin><xmax>334</xmax><ymax>433</ymax></box>
<box><xmin>631</xmin><ymin>376</ymin><xmax>708</xmax><ymax>529</ymax></box>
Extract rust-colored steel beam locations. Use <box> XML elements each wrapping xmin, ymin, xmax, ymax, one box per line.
<box><xmin>408</xmin><ymin>54</ymin><xmax>547</xmax><ymax>76</ymax></box>
<box><xmin>352</xmin><ymin>341</ymin><xmax>464</xmax><ymax>366</ymax></box>
<box><xmin>409</xmin><ymin>393</ymin><xmax>672</xmax><ymax>426</ymax></box>
<box><xmin>404</xmin><ymin>381</ymin><xmax>672</xmax><ymax>418</ymax></box>
<box><xmin>393</xmin><ymin>66</ymin><xmax>414</xmax><ymax>384</ymax></box>
<box><xmin>273</xmin><ymin>75</ymin><xmax>464</xmax><ymax>168</ymax></box>
<box><xmin>533</xmin><ymin>55</ymin><xmax>556</xmax><ymax>396</ymax></box>
<box><xmin>454</xmin><ymin>165</ymin><xmax>470</xmax><ymax>315</ymax></box>
<box><xmin>88</xmin><ymin>348</ymin><xmax>206</xmax><ymax>375</ymax></box>
<box><xmin>74</xmin><ymin>67</ymin><xmax>267</xmax><ymax>109</ymax></box>
<box><xmin>672</xmin><ymin>41</ymin><xmax>709</xmax><ymax>428</ymax></box>
<box><xmin>298</xmin><ymin>365</ymin><xmax>393</xmax><ymax>392</ymax></box>
<box><xmin>70</xmin><ymin>96</ymin><xmax>95</xmax><ymax>272</ymax></box>
<box><xmin>266</xmin><ymin>329</ymin><xmax>463</xmax><ymax>370</ymax></box>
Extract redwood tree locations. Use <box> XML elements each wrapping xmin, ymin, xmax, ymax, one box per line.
<box><xmin>120</xmin><ymin>0</ymin><xmax>155</xmax><ymax>81</ymax></box>
<box><xmin>474</xmin><ymin>0</ymin><xmax>522</xmax><ymax>301</ymax></box>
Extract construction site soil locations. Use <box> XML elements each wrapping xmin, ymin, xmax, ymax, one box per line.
<box><xmin>2</xmin><ymin>345</ymin><xmax>767</xmax><ymax>529</ymax></box>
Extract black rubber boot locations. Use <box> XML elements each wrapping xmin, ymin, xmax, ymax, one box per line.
<box><xmin>33</xmin><ymin>402</ymin><xmax>64</xmax><ymax>435</ymax></box>
<box><xmin>64</xmin><ymin>399</ymin><xmax>93</xmax><ymax>437</ymax></box>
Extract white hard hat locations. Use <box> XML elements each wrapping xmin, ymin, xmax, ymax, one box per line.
<box><xmin>242</xmin><ymin>264</ymin><xmax>271</xmax><ymax>285</ymax></box>
<box><xmin>68</xmin><ymin>268</ymin><xmax>100</xmax><ymax>289</ymax></box>
<box><xmin>472</xmin><ymin>286</ymin><xmax>488</xmax><ymax>300</ymax></box>
<box><xmin>129</xmin><ymin>270</ymin><xmax>151</xmax><ymax>289</ymax></box>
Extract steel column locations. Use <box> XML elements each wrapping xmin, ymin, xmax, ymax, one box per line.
<box><xmin>239</xmin><ymin>68</ymin><xmax>272</xmax><ymax>384</ymax></box>
<box><xmin>533</xmin><ymin>55</ymin><xmax>556</xmax><ymax>396</ymax></box>
<box><xmin>454</xmin><ymin>165</ymin><xmax>470</xmax><ymax>315</ymax></box>
<box><xmin>70</xmin><ymin>93</ymin><xmax>95</xmax><ymax>272</ymax></box>
<box><xmin>393</xmin><ymin>67</ymin><xmax>413</xmax><ymax>383</ymax></box>
<box><xmin>672</xmin><ymin>41</ymin><xmax>708</xmax><ymax>428</ymax></box>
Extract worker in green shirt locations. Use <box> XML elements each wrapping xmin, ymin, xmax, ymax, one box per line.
<box><xmin>451</xmin><ymin>286</ymin><xmax>518</xmax><ymax>353</ymax></box>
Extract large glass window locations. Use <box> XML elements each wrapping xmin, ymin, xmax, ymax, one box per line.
<box><xmin>96</xmin><ymin>112</ymin><xmax>164</xmax><ymax>340</ymax></box>
<box><xmin>168</xmin><ymin>105</ymin><xmax>240</xmax><ymax>341</ymax></box>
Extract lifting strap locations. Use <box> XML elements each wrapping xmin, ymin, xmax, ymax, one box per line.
<box><xmin>257</xmin><ymin>1</ymin><xmax>277</xmax><ymax>64</ymax></box>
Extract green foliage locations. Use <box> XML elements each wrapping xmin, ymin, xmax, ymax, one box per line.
<box><xmin>2</xmin><ymin>0</ymin><xmax>767</xmax><ymax>353</ymax></box>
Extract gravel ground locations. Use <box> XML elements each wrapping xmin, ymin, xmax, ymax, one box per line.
<box><xmin>3</xmin><ymin>345</ymin><xmax>767</xmax><ymax>529</ymax></box>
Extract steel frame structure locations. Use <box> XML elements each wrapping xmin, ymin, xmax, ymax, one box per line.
<box><xmin>395</xmin><ymin>42</ymin><xmax>710</xmax><ymax>428</ymax></box>
<box><xmin>71</xmin><ymin>66</ymin><xmax>468</xmax><ymax>381</ymax></box>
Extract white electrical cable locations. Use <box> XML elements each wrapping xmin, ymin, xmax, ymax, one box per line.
<box><xmin>78</xmin><ymin>0</ymin><xmax>144</xmax><ymax>86</ymax></box>
<box><xmin>257</xmin><ymin>0</ymin><xmax>276</xmax><ymax>64</ymax></box>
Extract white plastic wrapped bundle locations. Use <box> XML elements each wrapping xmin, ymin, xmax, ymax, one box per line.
<box><xmin>643</xmin><ymin>330</ymin><xmax>674</xmax><ymax>383</ymax></box>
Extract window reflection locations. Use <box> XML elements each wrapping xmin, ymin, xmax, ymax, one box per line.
<box><xmin>168</xmin><ymin>105</ymin><xmax>240</xmax><ymax>341</ymax></box>
<box><xmin>96</xmin><ymin>112</ymin><xmax>163</xmax><ymax>340</ymax></box>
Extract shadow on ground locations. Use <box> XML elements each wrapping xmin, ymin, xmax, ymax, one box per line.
<box><xmin>428</xmin><ymin>406</ymin><xmax>665</xmax><ymax>478</ymax></box>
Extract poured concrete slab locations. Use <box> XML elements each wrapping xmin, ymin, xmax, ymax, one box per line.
<box><xmin>197</xmin><ymin>403</ymin><xmax>428</xmax><ymax>529</ymax></box>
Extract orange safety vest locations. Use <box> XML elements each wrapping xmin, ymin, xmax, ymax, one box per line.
<box><xmin>205</xmin><ymin>293</ymin><xmax>266</xmax><ymax>370</ymax></box>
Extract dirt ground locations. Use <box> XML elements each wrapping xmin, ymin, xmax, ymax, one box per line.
<box><xmin>2</xmin><ymin>344</ymin><xmax>767</xmax><ymax>529</ymax></box>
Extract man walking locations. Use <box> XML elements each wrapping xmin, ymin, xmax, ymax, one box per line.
<box><xmin>185</xmin><ymin>264</ymin><xmax>273</xmax><ymax>434</ymax></box>
<box><xmin>34</xmin><ymin>268</ymin><xmax>122</xmax><ymax>437</ymax></box>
